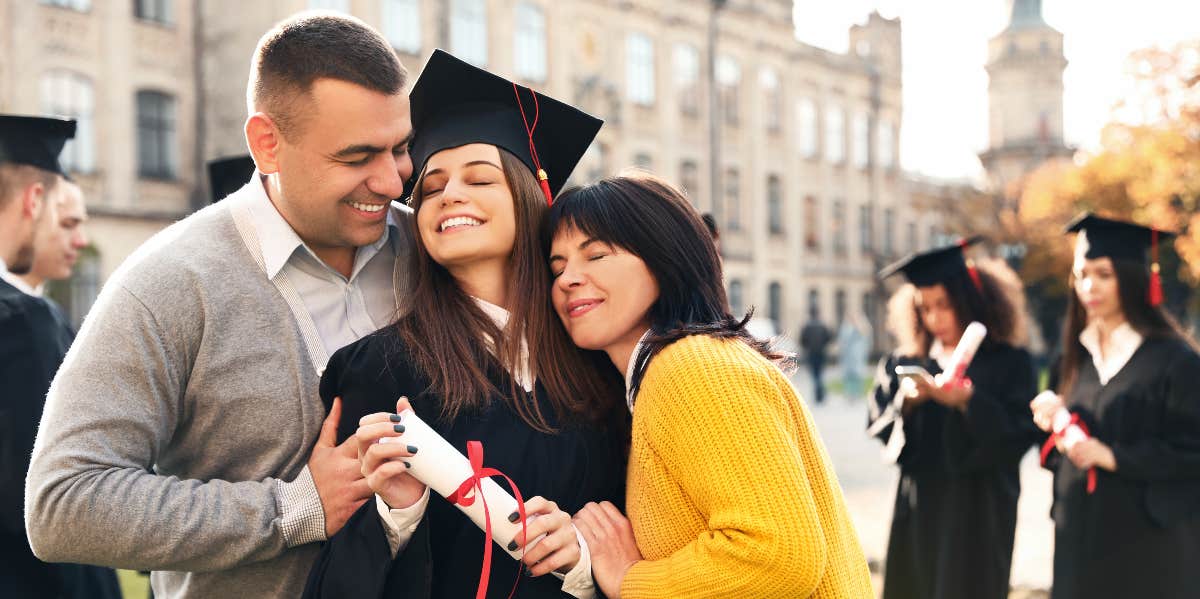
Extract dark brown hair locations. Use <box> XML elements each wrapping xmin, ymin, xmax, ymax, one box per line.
<box><xmin>1057</xmin><ymin>257</ymin><xmax>1197</xmax><ymax>396</ymax></box>
<box><xmin>248</xmin><ymin>12</ymin><xmax>407</xmax><ymax>138</ymax></box>
<box><xmin>545</xmin><ymin>175</ymin><xmax>781</xmax><ymax>401</ymax></box>
<box><xmin>0</xmin><ymin>164</ymin><xmax>59</xmax><ymax>208</ymax></box>
<box><xmin>395</xmin><ymin>148</ymin><xmax>622</xmax><ymax>432</ymax></box>
<box><xmin>885</xmin><ymin>257</ymin><xmax>1028</xmax><ymax>357</ymax></box>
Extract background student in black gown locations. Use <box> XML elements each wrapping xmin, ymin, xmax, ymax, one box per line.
<box><xmin>1031</xmin><ymin>214</ymin><xmax>1200</xmax><ymax>599</ymax></box>
<box><xmin>302</xmin><ymin>50</ymin><xmax>626</xmax><ymax>599</ymax></box>
<box><xmin>868</xmin><ymin>239</ymin><xmax>1039</xmax><ymax>599</ymax></box>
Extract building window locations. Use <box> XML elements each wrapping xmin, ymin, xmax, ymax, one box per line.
<box><xmin>835</xmin><ymin>289</ymin><xmax>847</xmax><ymax>325</ymax></box>
<box><xmin>136</xmin><ymin>90</ymin><xmax>177</xmax><ymax>180</ymax></box>
<box><xmin>40</xmin><ymin>71</ymin><xmax>95</xmax><ymax>174</ymax></box>
<box><xmin>768</xmin><ymin>282</ymin><xmax>783</xmax><ymax>330</ymax></box>
<box><xmin>135</xmin><ymin>0</ymin><xmax>173</xmax><ymax>24</ymax></box>
<box><xmin>633</xmin><ymin>152</ymin><xmax>653</xmax><ymax>171</ymax></box>
<box><xmin>862</xmin><ymin>292</ymin><xmax>876</xmax><ymax>336</ymax></box>
<box><xmin>760</xmin><ymin>67</ymin><xmax>781</xmax><ymax>133</ymax></box>
<box><xmin>808</xmin><ymin>288</ymin><xmax>820</xmax><ymax>318</ymax></box>
<box><xmin>626</xmin><ymin>33</ymin><xmax>655</xmax><ymax>106</ymax></box>
<box><xmin>824</xmin><ymin>105</ymin><xmax>845</xmax><ymax>164</ymax></box>
<box><xmin>674</xmin><ymin>43</ymin><xmax>700</xmax><ymax>116</ymax></box>
<box><xmin>767</xmin><ymin>175</ymin><xmax>784</xmax><ymax>235</ymax></box>
<box><xmin>67</xmin><ymin>250</ymin><xmax>99</xmax><ymax>327</ymax></box>
<box><xmin>41</xmin><ymin>0</ymin><xmax>90</xmax><ymax>11</ymax></box>
<box><xmin>679</xmin><ymin>160</ymin><xmax>699</xmax><ymax>205</ymax></box>
<box><xmin>514</xmin><ymin>2</ymin><xmax>547</xmax><ymax>82</ymax></box>
<box><xmin>796</xmin><ymin>97</ymin><xmax>818</xmax><ymax>158</ymax></box>
<box><xmin>730</xmin><ymin>279</ymin><xmax>745</xmax><ymax>316</ymax></box>
<box><xmin>716</xmin><ymin>55</ymin><xmax>740</xmax><ymax>126</ymax></box>
<box><xmin>724</xmin><ymin>168</ymin><xmax>740</xmax><ymax>231</ymax></box>
<box><xmin>804</xmin><ymin>195</ymin><xmax>819</xmax><ymax>252</ymax></box>
<box><xmin>451</xmin><ymin>0</ymin><xmax>488</xmax><ymax>67</ymax></box>
<box><xmin>583</xmin><ymin>142</ymin><xmax>607</xmax><ymax>182</ymax></box>
<box><xmin>878</xmin><ymin>121</ymin><xmax>896</xmax><ymax>170</ymax></box>
<box><xmin>907</xmin><ymin>221</ymin><xmax>917</xmax><ymax>253</ymax></box>
<box><xmin>883</xmin><ymin>208</ymin><xmax>895</xmax><ymax>257</ymax></box>
<box><xmin>859</xmin><ymin>204</ymin><xmax>873</xmax><ymax>254</ymax></box>
<box><xmin>832</xmin><ymin>199</ymin><xmax>846</xmax><ymax>255</ymax></box>
<box><xmin>382</xmin><ymin>0</ymin><xmax>421</xmax><ymax>54</ymax></box>
<box><xmin>852</xmin><ymin>111</ymin><xmax>870</xmax><ymax>169</ymax></box>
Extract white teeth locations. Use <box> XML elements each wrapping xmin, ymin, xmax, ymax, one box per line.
<box><xmin>351</xmin><ymin>202</ymin><xmax>386</xmax><ymax>213</ymax></box>
<box><xmin>440</xmin><ymin>216</ymin><xmax>483</xmax><ymax>231</ymax></box>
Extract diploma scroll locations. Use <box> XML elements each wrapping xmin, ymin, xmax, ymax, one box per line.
<box><xmin>1033</xmin><ymin>390</ymin><xmax>1096</xmax><ymax>493</ymax></box>
<box><xmin>935</xmin><ymin>321</ymin><xmax>987</xmax><ymax>387</ymax></box>
<box><xmin>386</xmin><ymin>408</ymin><xmax>535</xmax><ymax>560</ymax></box>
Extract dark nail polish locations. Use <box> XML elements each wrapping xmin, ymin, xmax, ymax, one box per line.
<box><xmin>523</xmin><ymin>566</ymin><xmax>534</xmax><ymax>577</ymax></box>
<box><xmin>507</xmin><ymin>540</ymin><xmax>518</xmax><ymax>551</ymax></box>
<box><xmin>403</xmin><ymin>461</ymin><xmax>411</xmax><ymax>468</ymax></box>
<box><xmin>508</xmin><ymin>511</ymin><xmax>520</xmax><ymax>523</ymax></box>
<box><xmin>393</xmin><ymin>424</ymin><xmax>405</xmax><ymax>433</ymax></box>
<box><xmin>407</xmin><ymin>445</ymin><xmax>418</xmax><ymax>454</ymax></box>
<box><xmin>389</xmin><ymin>414</ymin><xmax>402</xmax><ymax>422</ymax></box>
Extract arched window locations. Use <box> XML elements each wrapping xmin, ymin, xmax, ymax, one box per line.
<box><xmin>41</xmin><ymin>71</ymin><xmax>95</xmax><ymax>174</ymax></box>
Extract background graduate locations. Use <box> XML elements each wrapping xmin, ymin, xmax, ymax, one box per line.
<box><xmin>1032</xmin><ymin>214</ymin><xmax>1200</xmax><ymax>599</ymax></box>
<box><xmin>302</xmin><ymin>50</ymin><xmax>626</xmax><ymax>599</ymax></box>
<box><xmin>868</xmin><ymin>239</ymin><xmax>1038</xmax><ymax>599</ymax></box>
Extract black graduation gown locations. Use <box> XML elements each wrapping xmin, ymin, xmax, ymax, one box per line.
<box><xmin>868</xmin><ymin>342</ymin><xmax>1038</xmax><ymax>599</ymax></box>
<box><xmin>1045</xmin><ymin>337</ymin><xmax>1200</xmax><ymax>599</ymax></box>
<box><xmin>303</xmin><ymin>329</ymin><xmax>627</xmax><ymax>599</ymax></box>
<box><xmin>0</xmin><ymin>279</ymin><xmax>120</xmax><ymax>599</ymax></box>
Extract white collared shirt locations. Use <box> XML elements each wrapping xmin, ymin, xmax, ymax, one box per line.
<box><xmin>0</xmin><ymin>259</ymin><xmax>43</xmax><ymax>296</ymax></box>
<box><xmin>1079</xmin><ymin>321</ymin><xmax>1143</xmax><ymax>385</ymax></box>
<box><xmin>624</xmin><ymin>329</ymin><xmax>653</xmax><ymax>413</ymax></box>
<box><xmin>375</xmin><ymin>297</ymin><xmax>596</xmax><ymax>598</ymax></box>
<box><xmin>244</xmin><ymin>176</ymin><xmax>401</xmax><ymax>356</ymax></box>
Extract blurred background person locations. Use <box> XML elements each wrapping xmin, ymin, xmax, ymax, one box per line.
<box><xmin>800</xmin><ymin>307</ymin><xmax>833</xmax><ymax>404</ymax></box>
<box><xmin>837</xmin><ymin>309</ymin><xmax>871</xmax><ymax>399</ymax></box>
<box><xmin>7</xmin><ymin>181</ymin><xmax>88</xmax><ymax>323</ymax></box>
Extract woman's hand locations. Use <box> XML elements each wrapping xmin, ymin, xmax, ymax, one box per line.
<box><xmin>929</xmin><ymin>376</ymin><xmax>974</xmax><ymax>411</ymax></box>
<box><xmin>355</xmin><ymin>397</ymin><xmax>426</xmax><ymax>509</ymax></box>
<box><xmin>1066</xmin><ymin>438</ymin><xmax>1118</xmax><ymax>472</ymax></box>
<box><xmin>573</xmin><ymin>501</ymin><xmax>641</xmax><ymax>599</ymax></box>
<box><xmin>1030</xmin><ymin>391</ymin><xmax>1065</xmax><ymax>433</ymax></box>
<box><xmin>510</xmin><ymin>496</ymin><xmax>581</xmax><ymax>577</ymax></box>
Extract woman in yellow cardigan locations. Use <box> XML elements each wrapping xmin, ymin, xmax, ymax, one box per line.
<box><xmin>544</xmin><ymin>175</ymin><xmax>873</xmax><ymax>598</ymax></box>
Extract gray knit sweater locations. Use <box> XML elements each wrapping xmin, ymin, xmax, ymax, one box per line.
<box><xmin>24</xmin><ymin>187</ymin><xmax>414</xmax><ymax>598</ymax></box>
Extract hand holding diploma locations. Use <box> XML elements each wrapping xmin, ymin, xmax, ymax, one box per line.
<box><xmin>1031</xmin><ymin>390</ymin><xmax>1108</xmax><ymax>492</ymax></box>
<box><xmin>356</xmin><ymin>397</ymin><xmax>426</xmax><ymax>509</ymax></box>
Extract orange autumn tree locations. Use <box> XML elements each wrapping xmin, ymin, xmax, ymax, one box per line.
<box><xmin>1018</xmin><ymin>40</ymin><xmax>1200</xmax><ymax>314</ymax></box>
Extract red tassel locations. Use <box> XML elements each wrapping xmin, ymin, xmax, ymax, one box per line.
<box><xmin>537</xmin><ymin>172</ymin><xmax>552</xmax><ymax>206</ymax></box>
<box><xmin>1149</xmin><ymin>230</ymin><xmax>1163</xmax><ymax>307</ymax></box>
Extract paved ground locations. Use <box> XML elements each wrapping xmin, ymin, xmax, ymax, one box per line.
<box><xmin>792</xmin><ymin>365</ymin><xmax>1054</xmax><ymax>597</ymax></box>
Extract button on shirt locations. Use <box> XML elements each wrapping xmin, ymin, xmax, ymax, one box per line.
<box><xmin>245</xmin><ymin>179</ymin><xmax>402</xmax><ymax>357</ymax></box>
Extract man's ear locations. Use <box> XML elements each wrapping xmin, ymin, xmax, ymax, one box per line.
<box><xmin>20</xmin><ymin>181</ymin><xmax>45</xmax><ymax>222</ymax></box>
<box><xmin>246</xmin><ymin>112</ymin><xmax>282</xmax><ymax>175</ymax></box>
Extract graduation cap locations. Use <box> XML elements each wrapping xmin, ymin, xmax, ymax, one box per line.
<box><xmin>207</xmin><ymin>154</ymin><xmax>256</xmax><ymax>203</ymax></box>
<box><xmin>406</xmin><ymin>49</ymin><xmax>603</xmax><ymax>205</ymax></box>
<box><xmin>0</xmin><ymin>115</ymin><xmax>76</xmax><ymax>177</ymax></box>
<box><xmin>1065</xmin><ymin>212</ymin><xmax>1175</xmax><ymax>306</ymax></box>
<box><xmin>879</xmin><ymin>236</ymin><xmax>985</xmax><ymax>290</ymax></box>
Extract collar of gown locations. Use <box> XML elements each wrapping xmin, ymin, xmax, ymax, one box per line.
<box><xmin>1078</xmin><ymin>320</ymin><xmax>1143</xmax><ymax>385</ymax></box>
<box><xmin>472</xmin><ymin>297</ymin><xmax>534</xmax><ymax>392</ymax></box>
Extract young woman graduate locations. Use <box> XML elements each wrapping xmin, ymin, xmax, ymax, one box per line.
<box><xmin>302</xmin><ymin>50</ymin><xmax>627</xmax><ymax>599</ymax></box>
<box><xmin>867</xmin><ymin>239</ymin><xmax>1039</xmax><ymax>599</ymax></box>
<box><xmin>1031</xmin><ymin>213</ymin><xmax>1200</xmax><ymax>599</ymax></box>
<box><xmin>546</xmin><ymin>175</ymin><xmax>873</xmax><ymax>599</ymax></box>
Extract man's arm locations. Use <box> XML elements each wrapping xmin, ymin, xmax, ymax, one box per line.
<box><xmin>24</xmin><ymin>283</ymin><xmax>324</xmax><ymax>572</ymax></box>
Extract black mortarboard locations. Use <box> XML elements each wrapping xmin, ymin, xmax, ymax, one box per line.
<box><xmin>1064</xmin><ymin>212</ymin><xmax>1174</xmax><ymax>264</ymax></box>
<box><xmin>0</xmin><ymin>115</ymin><xmax>76</xmax><ymax>177</ymax></box>
<box><xmin>405</xmin><ymin>49</ymin><xmax>602</xmax><ymax>204</ymax></box>
<box><xmin>1065</xmin><ymin>212</ymin><xmax>1175</xmax><ymax>306</ymax></box>
<box><xmin>879</xmin><ymin>236</ymin><xmax>985</xmax><ymax>287</ymax></box>
<box><xmin>207</xmin><ymin>154</ymin><xmax>256</xmax><ymax>203</ymax></box>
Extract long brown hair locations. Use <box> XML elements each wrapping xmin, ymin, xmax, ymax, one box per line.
<box><xmin>1056</xmin><ymin>257</ymin><xmax>1197</xmax><ymax>397</ymax></box>
<box><xmin>545</xmin><ymin>175</ymin><xmax>782</xmax><ymax>402</ymax></box>
<box><xmin>885</xmin><ymin>257</ymin><xmax>1029</xmax><ymax>358</ymax></box>
<box><xmin>395</xmin><ymin>148</ymin><xmax>622</xmax><ymax>432</ymax></box>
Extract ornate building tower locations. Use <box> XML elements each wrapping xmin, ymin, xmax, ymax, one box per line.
<box><xmin>979</xmin><ymin>0</ymin><xmax>1073</xmax><ymax>191</ymax></box>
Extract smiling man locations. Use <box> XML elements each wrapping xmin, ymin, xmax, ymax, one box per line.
<box><xmin>25</xmin><ymin>12</ymin><xmax>417</xmax><ymax>599</ymax></box>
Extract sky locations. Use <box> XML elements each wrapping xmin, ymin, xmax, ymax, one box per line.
<box><xmin>792</xmin><ymin>0</ymin><xmax>1200</xmax><ymax>182</ymax></box>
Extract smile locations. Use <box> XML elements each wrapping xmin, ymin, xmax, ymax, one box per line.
<box><xmin>349</xmin><ymin>201</ymin><xmax>387</xmax><ymax>213</ymax></box>
<box><xmin>439</xmin><ymin>216</ymin><xmax>484</xmax><ymax>232</ymax></box>
<box><xmin>566</xmin><ymin>298</ymin><xmax>603</xmax><ymax>317</ymax></box>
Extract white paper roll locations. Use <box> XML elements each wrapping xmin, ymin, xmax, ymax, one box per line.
<box><xmin>936</xmin><ymin>321</ymin><xmax>987</xmax><ymax>386</ymax></box>
<box><xmin>1032</xmin><ymin>391</ymin><xmax>1089</xmax><ymax>451</ymax></box>
<box><xmin>391</xmin><ymin>408</ymin><xmax>532</xmax><ymax>560</ymax></box>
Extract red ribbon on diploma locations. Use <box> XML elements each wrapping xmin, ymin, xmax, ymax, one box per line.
<box><xmin>447</xmin><ymin>440</ymin><xmax>528</xmax><ymax>599</ymax></box>
<box><xmin>1039</xmin><ymin>413</ymin><xmax>1097</xmax><ymax>494</ymax></box>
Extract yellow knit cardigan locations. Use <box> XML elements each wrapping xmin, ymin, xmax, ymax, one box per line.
<box><xmin>620</xmin><ymin>334</ymin><xmax>874</xmax><ymax>598</ymax></box>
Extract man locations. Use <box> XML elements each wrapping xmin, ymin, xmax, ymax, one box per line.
<box><xmin>800</xmin><ymin>307</ymin><xmax>833</xmax><ymax>404</ymax></box>
<box><xmin>5</xmin><ymin>180</ymin><xmax>89</xmax><ymax>302</ymax></box>
<box><xmin>0</xmin><ymin>114</ymin><xmax>120</xmax><ymax>599</ymax></box>
<box><xmin>26</xmin><ymin>13</ymin><xmax>417</xmax><ymax>598</ymax></box>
